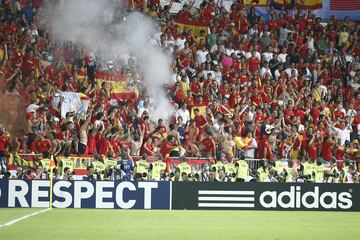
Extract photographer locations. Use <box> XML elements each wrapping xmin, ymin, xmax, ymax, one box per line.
<box><xmin>59</xmin><ymin>167</ymin><xmax>74</xmax><ymax>180</ymax></box>
<box><xmin>217</xmin><ymin>169</ymin><xmax>229</xmax><ymax>182</ymax></box>
<box><xmin>201</xmin><ymin>163</ymin><xmax>211</xmax><ymax>182</ymax></box>
<box><xmin>0</xmin><ymin>170</ymin><xmax>11</xmax><ymax>179</ymax></box>
<box><xmin>345</xmin><ymin>165</ymin><xmax>359</xmax><ymax>183</ymax></box>
<box><xmin>298</xmin><ymin>157</ymin><xmax>315</xmax><ymax>182</ymax></box>
<box><xmin>224</xmin><ymin>157</ymin><xmax>236</xmax><ymax>182</ymax></box>
<box><xmin>117</xmin><ymin>153</ymin><xmax>134</xmax><ymax>181</ymax></box>
<box><xmin>264</xmin><ymin>168</ymin><xmax>278</xmax><ymax>182</ymax></box>
<box><xmin>159</xmin><ymin>169</ymin><xmax>171</xmax><ymax>181</ymax></box>
<box><xmin>324</xmin><ymin>158</ymin><xmax>342</xmax><ymax>183</ymax></box>
<box><xmin>34</xmin><ymin>166</ymin><xmax>48</xmax><ymax>179</ymax></box>
<box><xmin>16</xmin><ymin>167</ymin><xmax>25</xmax><ymax>179</ymax></box>
<box><xmin>180</xmin><ymin>171</ymin><xmax>190</xmax><ymax>182</ymax></box>
<box><xmin>190</xmin><ymin>171</ymin><xmax>201</xmax><ymax>182</ymax></box>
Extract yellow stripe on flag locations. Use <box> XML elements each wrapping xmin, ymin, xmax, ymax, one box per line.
<box><xmin>296</xmin><ymin>0</ymin><xmax>322</xmax><ymax>9</ymax></box>
<box><xmin>174</xmin><ymin>21</ymin><xmax>208</xmax><ymax>37</ymax></box>
<box><xmin>243</xmin><ymin>0</ymin><xmax>268</xmax><ymax>6</ymax></box>
<box><xmin>190</xmin><ymin>105</ymin><xmax>207</xmax><ymax>119</ymax></box>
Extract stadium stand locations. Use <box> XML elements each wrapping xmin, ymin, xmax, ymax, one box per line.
<box><xmin>0</xmin><ymin>0</ymin><xmax>359</xmax><ymax>183</ymax></box>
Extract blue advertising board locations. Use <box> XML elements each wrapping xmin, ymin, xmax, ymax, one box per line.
<box><xmin>0</xmin><ymin>179</ymin><xmax>171</xmax><ymax>209</ymax></box>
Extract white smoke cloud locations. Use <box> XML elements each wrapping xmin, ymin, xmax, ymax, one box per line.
<box><xmin>42</xmin><ymin>0</ymin><xmax>174</xmax><ymax>121</ymax></box>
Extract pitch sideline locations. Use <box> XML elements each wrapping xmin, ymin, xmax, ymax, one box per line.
<box><xmin>0</xmin><ymin>208</ymin><xmax>51</xmax><ymax>228</ymax></box>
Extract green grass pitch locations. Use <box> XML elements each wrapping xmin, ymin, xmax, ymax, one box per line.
<box><xmin>0</xmin><ymin>209</ymin><xmax>359</xmax><ymax>240</ymax></box>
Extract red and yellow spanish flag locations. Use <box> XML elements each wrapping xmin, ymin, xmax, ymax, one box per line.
<box><xmin>190</xmin><ymin>103</ymin><xmax>208</xmax><ymax>119</ymax></box>
<box><xmin>296</xmin><ymin>0</ymin><xmax>322</xmax><ymax>9</ymax></box>
<box><xmin>95</xmin><ymin>71</ymin><xmax>139</xmax><ymax>101</ymax></box>
<box><xmin>174</xmin><ymin>20</ymin><xmax>208</xmax><ymax>37</ymax></box>
<box><xmin>244</xmin><ymin>0</ymin><xmax>268</xmax><ymax>6</ymax></box>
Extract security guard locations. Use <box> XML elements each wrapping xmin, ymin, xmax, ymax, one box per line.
<box><xmin>327</xmin><ymin>158</ymin><xmax>341</xmax><ymax>183</ymax></box>
<box><xmin>151</xmin><ymin>157</ymin><xmax>167</xmax><ymax>180</ymax></box>
<box><xmin>177</xmin><ymin>156</ymin><xmax>191</xmax><ymax>178</ymax></box>
<box><xmin>342</xmin><ymin>160</ymin><xmax>352</xmax><ymax>183</ymax></box>
<box><xmin>135</xmin><ymin>154</ymin><xmax>150</xmax><ymax>180</ymax></box>
<box><xmin>300</xmin><ymin>157</ymin><xmax>315</xmax><ymax>182</ymax></box>
<box><xmin>256</xmin><ymin>160</ymin><xmax>268</xmax><ymax>182</ymax></box>
<box><xmin>60</xmin><ymin>156</ymin><xmax>74</xmax><ymax>175</ymax></box>
<box><xmin>235</xmin><ymin>155</ymin><xmax>249</xmax><ymax>182</ymax></box>
<box><xmin>314</xmin><ymin>160</ymin><xmax>325</xmax><ymax>183</ymax></box>
<box><xmin>211</xmin><ymin>157</ymin><xmax>225</xmax><ymax>180</ymax></box>
<box><xmin>286</xmin><ymin>160</ymin><xmax>294</xmax><ymax>182</ymax></box>
<box><xmin>40</xmin><ymin>152</ymin><xmax>51</xmax><ymax>170</ymax></box>
<box><xmin>275</xmin><ymin>159</ymin><xmax>284</xmax><ymax>174</ymax></box>
<box><xmin>91</xmin><ymin>159</ymin><xmax>106</xmax><ymax>180</ymax></box>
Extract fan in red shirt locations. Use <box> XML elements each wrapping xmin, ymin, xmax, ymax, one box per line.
<box><xmin>32</xmin><ymin>134</ymin><xmax>51</xmax><ymax>154</ymax></box>
<box><xmin>140</xmin><ymin>137</ymin><xmax>156</xmax><ymax>156</ymax></box>
<box><xmin>159</xmin><ymin>135</ymin><xmax>177</xmax><ymax>157</ymax></box>
<box><xmin>238</xmin><ymin>12</ymin><xmax>249</xmax><ymax>35</ymax></box>
<box><xmin>321</xmin><ymin>135</ymin><xmax>334</xmax><ymax>161</ymax></box>
<box><xmin>200</xmin><ymin>131</ymin><xmax>216</xmax><ymax>157</ymax></box>
<box><xmin>0</xmin><ymin>127</ymin><xmax>10</xmax><ymax>153</ymax></box>
<box><xmin>248</xmin><ymin>50</ymin><xmax>260</xmax><ymax>73</ymax></box>
<box><xmin>193</xmin><ymin>108</ymin><xmax>208</xmax><ymax>133</ymax></box>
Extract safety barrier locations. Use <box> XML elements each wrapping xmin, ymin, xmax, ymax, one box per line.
<box><xmin>1</xmin><ymin>179</ymin><xmax>359</xmax><ymax>211</ymax></box>
<box><xmin>8</xmin><ymin>154</ymin><xmax>358</xmax><ymax>174</ymax></box>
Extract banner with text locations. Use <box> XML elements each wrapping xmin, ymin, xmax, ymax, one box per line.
<box><xmin>0</xmin><ymin>180</ymin><xmax>170</xmax><ymax>209</ymax></box>
<box><xmin>172</xmin><ymin>182</ymin><xmax>360</xmax><ymax>211</ymax></box>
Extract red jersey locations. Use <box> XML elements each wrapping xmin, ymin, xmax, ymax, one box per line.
<box><xmin>321</xmin><ymin>142</ymin><xmax>334</xmax><ymax>161</ymax></box>
<box><xmin>248</xmin><ymin>57</ymin><xmax>260</xmax><ymax>73</ymax></box>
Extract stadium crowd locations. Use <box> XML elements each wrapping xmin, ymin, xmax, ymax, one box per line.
<box><xmin>0</xmin><ymin>0</ymin><xmax>359</xmax><ymax>183</ymax></box>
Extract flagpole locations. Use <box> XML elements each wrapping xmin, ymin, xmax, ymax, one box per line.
<box><xmin>49</xmin><ymin>155</ymin><xmax>55</xmax><ymax>209</ymax></box>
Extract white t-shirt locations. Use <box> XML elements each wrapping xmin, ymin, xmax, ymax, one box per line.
<box><xmin>262</xmin><ymin>52</ymin><xmax>273</xmax><ymax>62</ymax></box>
<box><xmin>333</xmin><ymin>127</ymin><xmax>352</xmax><ymax>146</ymax></box>
<box><xmin>277</xmin><ymin>53</ymin><xmax>287</xmax><ymax>63</ymax></box>
<box><xmin>177</xmin><ymin>108</ymin><xmax>191</xmax><ymax>123</ymax></box>
<box><xmin>175</xmin><ymin>38</ymin><xmax>186</xmax><ymax>50</ymax></box>
<box><xmin>260</xmin><ymin>67</ymin><xmax>272</xmax><ymax>77</ymax></box>
<box><xmin>285</xmin><ymin>68</ymin><xmax>298</xmax><ymax>77</ymax></box>
<box><xmin>243</xmin><ymin>138</ymin><xmax>258</xmax><ymax>159</ymax></box>
<box><xmin>196</xmin><ymin>50</ymin><xmax>209</xmax><ymax>64</ymax></box>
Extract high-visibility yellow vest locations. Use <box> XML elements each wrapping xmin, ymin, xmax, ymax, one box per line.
<box><xmin>211</xmin><ymin>162</ymin><xmax>224</xmax><ymax>179</ymax></box>
<box><xmin>177</xmin><ymin>162</ymin><xmax>192</xmax><ymax>176</ymax></box>
<box><xmin>236</xmin><ymin>160</ymin><xmax>249</xmax><ymax>179</ymax></box>
<box><xmin>61</xmin><ymin>159</ymin><xmax>74</xmax><ymax>175</ymax></box>
<box><xmin>303</xmin><ymin>162</ymin><xmax>315</xmax><ymax>182</ymax></box>
<box><xmin>92</xmin><ymin>161</ymin><xmax>105</xmax><ymax>172</ymax></box>
<box><xmin>314</xmin><ymin>165</ymin><xmax>326</xmax><ymax>183</ymax></box>
<box><xmin>275</xmin><ymin>160</ymin><xmax>284</xmax><ymax>173</ymax></box>
<box><xmin>136</xmin><ymin>160</ymin><xmax>150</xmax><ymax>178</ymax></box>
<box><xmin>330</xmin><ymin>166</ymin><xmax>340</xmax><ymax>183</ymax></box>
<box><xmin>40</xmin><ymin>158</ymin><xmax>50</xmax><ymax>169</ymax></box>
<box><xmin>257</xmin><ymin>167</ymin><xmax>268</xmax><ymax>182</ymax></box>
<box><xmin>151</xmin><ymin>161</ymin><xmax>166</xmax><ymax>180</ymax></box>
<box><xmin>104</xmin><ymin>159</ymin><xmax>117</xmax><ymax>169</ymax></box>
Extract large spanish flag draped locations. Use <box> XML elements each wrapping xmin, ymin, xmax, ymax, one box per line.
<box><xmin>296</xmin><ymin>0</ymin><xmax>322</xmax><ymax>9</ymax></box>
<box><xmin>244</xmin><ymin>0</ymin><xmax>268</xmax><ymax>6</ymax></box>
<box><xmin>173</xmin><ymin>19</ymin><xmax>208</xmax><ymax>37</ymax></box>
<box><xmin>95</xmin><ymin>71</ymin><xmax>139</xmax><ymax>101</ymax></box>
<box><xmin>190</xmin><ymin>103</ymin><xmax>208</xmax><ymax>119</ymax></box>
